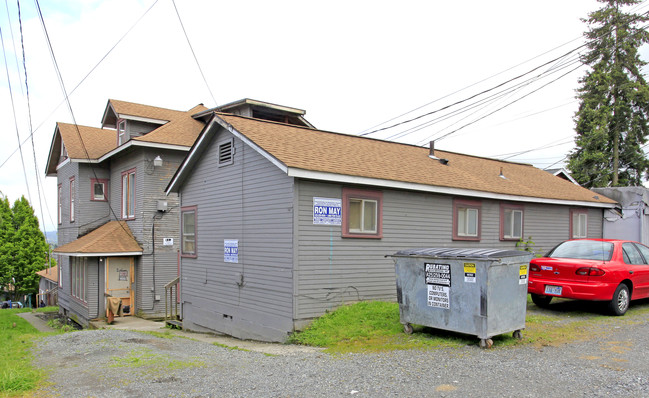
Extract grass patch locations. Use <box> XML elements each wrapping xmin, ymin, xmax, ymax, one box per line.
<box><xmin>109</xmin><ymin>347</ymin><xmax>205</xmax><ymax>371</ymax></box>
<box><xmin>288</xmin><ymin>298</ymin><xmax>649</xmax><ymax>353</ymax></box>
<box><xmin>288</xmin><ymin>301</ymin><xmax>470</xmax><ymax>353</ymax></box>
<box><xmin>0</xmin><ymin>308</ymin><xmax>46</xmax><ymax>395</ymax></box>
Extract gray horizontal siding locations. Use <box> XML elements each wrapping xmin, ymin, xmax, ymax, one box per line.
<box><xmin>179</xmin><ymin>128</ymin><xmax>294</xmax><ymax>341</ymax></box>
<box><xmin>295</xmin><ymin>180</ymin><xmax>606</xmax><ymax>321</ymax></box>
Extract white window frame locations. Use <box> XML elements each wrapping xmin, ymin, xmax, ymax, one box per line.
<box><xmin>69</xmin><ymin>177</ymin><xmax>75</xmax><ymax>223</ymax></box>
<box><xmin>118</xmin><ymin>120</ymin><xmax>126</xmax><ymax>146</ymax></box>
<box><xmin>501</xmin><ymin>204</ymin><xmax>524</xmax><ymax>241</ymax></box>
<box><xmin>121</xmin><ymin>169</ymin><xmax>135</xmax><ymax>219</ymax></box>
<box><xmin>91</xmin><ymin>179</ymin><xmax>108</xmax><ymax>201</ymax></box>
<box><xmin>71</xmin><ymin>257</ymin><xmax>87</xmax><ymax>303</ymax></box>
<box><xmin>57</xmin><ymin>184</ymin><xmax>62</xmax><ymax>225</ymax></box>
<box><xmin>571</xmin><ymin>209</ymin><xmax>588</xmax><ymax>238</ymax></box>
<box><xmin>181</xmin><ymin>206</ymin><xmax>197</xmax><ymax>257</ymax></box>
<box><xmin>453</xmin><ymin>199</ymin><xmax>481</xmax><ymax>241</ymax></box>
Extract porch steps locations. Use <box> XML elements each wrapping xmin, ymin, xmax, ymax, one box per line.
<box><xmin>165</xmin><ymin>319</ymin><xmax>182</xmax><ymax>329</ymax></box>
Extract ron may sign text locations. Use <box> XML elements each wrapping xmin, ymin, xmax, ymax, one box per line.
<box><xmin>313</xmin><ymin>197</ymin><xmax>342</xmax><ymax>226</ymax></box>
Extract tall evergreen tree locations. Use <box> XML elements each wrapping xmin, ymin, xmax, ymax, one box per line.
<box><xmin>0</xmin><ymin>197</ymin><xmax>14</xmax><ymax>295</ymax></box>
<box><xmin>0</xmin><ymin>196</ymin><xmax>48</xmax><ymax>302</ymax></box>
<box><xmin>568</xmin><ymin>0</ymin><xmax>649</xmax><ymax>187</ymax></box>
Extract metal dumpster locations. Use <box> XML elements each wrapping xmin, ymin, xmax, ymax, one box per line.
<box><xmin>390</xmin><ymin>248</ymin><xmax>533</xmax><ymax>348</ymax></box>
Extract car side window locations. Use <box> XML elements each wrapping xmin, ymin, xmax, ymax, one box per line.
<box><xmin>633</xmin><ymin>243</ymin><xmax>649</xmax><ymax>264</ymax></box>
<box><xmin>623</xmin><ymin>243</ymin><xmax>644</xmax><ymax>265</ymax></box>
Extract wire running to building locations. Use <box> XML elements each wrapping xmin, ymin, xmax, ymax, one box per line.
<box><xmin>1</xmin><ymin>25</ymin><xmax>32</xmax><ymax>204</ymax></box>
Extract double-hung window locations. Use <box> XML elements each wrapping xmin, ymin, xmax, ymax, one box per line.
<box><xmin>71</xmin><ymin>257</ymin><xmax>87</xmax><ymax>303</ymax></box>
<box><xmin>121</xmin><ymin>169</ymin><xmax>135</xmax><ymax>219</ymax></box>
<box><xmin>342</xmin><ymin>188</ymin><xmax>383</xmax><ymax>238</ymax></box>
<box><xmin>453</xmin><ymin>199</ymin><xmax>481</xmax><ymax>240</ymax></box>
<box><xmin>181</xmin><ymin>206</ymin><xmax>197</xmax><ymax>257</ymax></box>
<box><xmin>118</xmin><ymin>120</ymin><xmax>126</xmax><ymax>145</ymax></box>
<box><xmin>570</xmin><ymin>209</ymin><xmax>588</xmax><ymax>238</ymax></box>
<box><xmin>69</xmin><ymin>177</ymin><xmax>75</xmax><ymax>223</ymax></box>
<box><xmin>501</xmin><ymin>203</ymin><xmax>523</xmax><ymax>240</ymax></box>
<box><xmin>57</xmin><ymin>184</ymin><xmax>62</xmax><ymax>225</ymax></box>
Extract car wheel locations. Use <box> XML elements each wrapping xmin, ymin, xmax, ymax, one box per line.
<box><xmin>531</xmin><ymin>293</ymin><xmax>553</xmax><ymax>308</ymax></box>
<box><xmin>608</xmin><ymin>284</ymin><xmax>630</xmax><ymax>316</ymax></box>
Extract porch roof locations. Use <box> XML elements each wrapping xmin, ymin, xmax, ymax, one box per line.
<box><xmin>53</xmin><ymin>221</ymin><xmax>142</xmax><ymax>257</ymax></box>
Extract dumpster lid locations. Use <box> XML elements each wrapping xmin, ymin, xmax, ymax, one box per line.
<box><xmin>390</xmin><ymin>248</ymin><xmax>529</xmax><ymax>259</ymax></box>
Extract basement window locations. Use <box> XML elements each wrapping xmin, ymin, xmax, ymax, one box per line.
<box><xmin>217</xmin><ymin>138</ymin><xmax>234</xmax><ymax>167</ymax></box>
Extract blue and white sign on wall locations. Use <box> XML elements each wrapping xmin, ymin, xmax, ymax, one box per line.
<box><xmin>313</xmin><ymin>197</ymin><xmax>342</xmax><ymax>226</ymax></box>
<box><xmin>224</xmin><ymin>239</ymin><xmax>239</xmax><ymax>263</ymax></box>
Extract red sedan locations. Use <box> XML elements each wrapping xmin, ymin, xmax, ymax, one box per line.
<box><xmin>528</xmin><ymin>239</ymin><xmax>649</xmax><ymax>315</ymax></box>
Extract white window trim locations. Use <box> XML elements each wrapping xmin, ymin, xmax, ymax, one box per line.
<box><xmin>504</xmin><ymin>209</ymin><xmax>523</xmax><ymax>239</ymax></box>
<box><xmin>457</xmin><ymin>207</ymin><xmax>479</xmax><ymax>237</ymax></box>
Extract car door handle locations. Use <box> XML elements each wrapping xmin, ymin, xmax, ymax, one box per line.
<box><xmin>629</xmin><ymin>270</ymin><xmax>634</xmax><ymax>274</ymax></box>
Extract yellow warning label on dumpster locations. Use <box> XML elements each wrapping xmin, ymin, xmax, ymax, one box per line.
<box><xmin>519</xmin><ymin>264</ymin><xmax>528</xmax><ymax>285</ymax></box>
<box><xmin>464</xmin><ymin>263</ymin><xmax>476</xmax><ymax>283</ymax></box>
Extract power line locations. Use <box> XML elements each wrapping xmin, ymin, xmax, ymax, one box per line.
<box><xmin>17</xmin><ymin>0</ymin><xmax>49</xmax><ymax>232</ymax></box>
<box><xmin>1</xmin><ymin>25</ymin><xmax>32</xmax><ymax>204</ymax></box>
<box><xmin>0</xmin><ymin>0</ymin><xmax>161</xmax><ymax>171</ymax></box>
<box><xmin>34</xmin><ymin>0</ymin><xmax>130</xmax><ymax>236</ymax></box>
<box><xmin>171</xmin><ymin>0</ymin><xmax>216</xmax><ymax>106</ymax></box>
<box><xmin>359</xmin><ymin>46</ymin><xmax>584</xmax><ymax>138</ymax></box>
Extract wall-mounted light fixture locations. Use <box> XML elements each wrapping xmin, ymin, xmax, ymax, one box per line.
<box><xmin>153</xmin><ymin>156</ymin><xmax>163</xmax><ymax>167</ymax></box>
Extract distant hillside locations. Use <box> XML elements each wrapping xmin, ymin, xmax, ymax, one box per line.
<box><xmin>45</xmin><ymin>230</ymin><xmax>57</xmax><ymax>246</ymax></box>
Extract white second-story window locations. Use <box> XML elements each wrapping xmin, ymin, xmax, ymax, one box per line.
<box><xmin>118</xmin><ymin>120</ymin><xmax>126</xmax><ymax>145</ymax></box>
<box><xmin>121</xmin><ymin>169</ymin><xmax>135</xmax><ymax>219</ymax></box>
<box><xmin>69</xmin><ymin>177</ymin><xmax>75</xmax><ymax>223</ymax></box>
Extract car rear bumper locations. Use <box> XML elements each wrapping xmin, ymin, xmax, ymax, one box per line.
<box><xmin>528</xmin><ymin>278</ymin><xmax>617</xmax><ymax>301</ymax></box>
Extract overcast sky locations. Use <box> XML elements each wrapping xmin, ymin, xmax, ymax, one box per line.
<box><xmin>2</xmin><ymin>0</ymin><xmax>645</xmax><ymax>231</ymax></box>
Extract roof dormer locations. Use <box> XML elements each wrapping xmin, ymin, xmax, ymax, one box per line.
<box><xmin>193</xmin><ymin>98</ymin><xmax>315</xmax><ymax>128</ymax></box>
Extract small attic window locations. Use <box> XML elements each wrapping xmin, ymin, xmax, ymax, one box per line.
<box><xmin>217</xmin><ymin>138</ymin><xmax>234</xmax><ymax>167</ymax></box>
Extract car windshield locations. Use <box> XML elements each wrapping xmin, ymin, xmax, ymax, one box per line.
<box><xmin>547</xmin><ymin>240</ymin><xmax>614</xmax><ymax>261</ymax></box>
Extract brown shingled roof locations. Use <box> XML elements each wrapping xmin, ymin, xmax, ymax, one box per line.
<box><xmin>216</xmin><ymin>114</ymin><xmax>615</xmax><ymax>205</ymax></box>
<box><xmin>53</xmin><ymin>221</ymin><xmax>142</xmax><ymax>255</ymax></box>
<box><xmin>36</xmin><ymin>265</ymin><xmax>58</xmax><ymax>283</ymax></box>
<box><xmin>108</xmin><ymin>99</ymin><xmax>188</xmax><ymax>122</ymax></box>
<box><xmin>57</xmin><ymin>122</ymin><xmax>117</xmax><ymax>160</ymax></box>
<box><xmin>134</xmin><ymin>104</ymin><xmax>208</xmax><ymax>146</ymax></box>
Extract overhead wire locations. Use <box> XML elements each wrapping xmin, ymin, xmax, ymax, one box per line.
<box><xmin>389</xmin><ymin>51</ymin><xmax>583</xmax><ymax>143</ymax></box>
<box><xmin>361</xmin><ymin>3</ymin><xmax>649</xmax><ymax>160</ymax></box>
<box><xmin>33</xmin><ymin>0</ymin><xmax>136</xmax><ymax>237</ymax></box>
<box><xmin>1</xmin><ymin>25</ymin><xmax>32</xmax><ymax>204</ymax></box>
<box><xmin>3</xmin><ymin>0</ymin><xmax>24</xmax><ymax>96</ymax></box>
<box><xmin>17</xmin><ymin>0</ymin><xmax>50</xmax><ymax>231</ymax></box>
<box><xmin>171</xmin><ymin>0</ymin><xmax>217</xmax><ymax>106</ymax></box>
<box><xmin>0</xmin><ymin>0</ymin><xmax>160</xmax><ymax>171</ymax></box>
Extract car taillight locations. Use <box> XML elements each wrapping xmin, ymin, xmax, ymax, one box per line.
<box><xmin>575</xmin><ymin>267</ymin><xmax>605</xmax><ymax>276</ymax></box>
<box><xmin>530</xmin><ymin>264</ymin><xmax>540</xmax><ymax>272</ymax></box>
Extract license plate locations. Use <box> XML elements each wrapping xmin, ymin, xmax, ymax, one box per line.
<box><xmin>545</xmin><ymin>285</ymin><xmax>562</xmax><ymax>296</ymax></box>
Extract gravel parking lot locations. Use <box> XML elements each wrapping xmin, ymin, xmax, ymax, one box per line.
<box><xmin>31</xmin><ymin>307</ymin><xmax>649</xmax><ymax>398</ymax></box>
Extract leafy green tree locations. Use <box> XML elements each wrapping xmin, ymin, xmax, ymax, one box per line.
<box><xmin>0</xmin><ymin>196</ymin><xmax>49</xmax><ymax>303</ymax></box>
<box><xmin>568</xmin><ymin>0</ymin><xmax>649</xmax><ymax>187</ymax></box>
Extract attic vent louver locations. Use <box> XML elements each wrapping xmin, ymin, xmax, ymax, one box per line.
<box><xmin>217</xmin><ymin>138</ymin><xmax>234</xmax><ymax>167</ymax></box>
